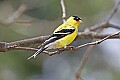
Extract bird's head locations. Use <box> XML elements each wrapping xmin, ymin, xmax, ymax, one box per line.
<box><xmin>66</xmin><ymin>16</ymin><xmax>82</xmax><ymax>26</ymax></box>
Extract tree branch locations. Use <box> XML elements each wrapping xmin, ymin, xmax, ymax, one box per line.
<box><xmin>0</xmin><ymin>4</ymin><xmax>31</xmax><ymax>25</ymax></box>
<box><xmin>76</xmin><ymin>45</ymin><xmax>95</xmax><ymax>80</ymax></box>
<box><xmin>60</xmin><ymin>0</ymin><xmax>66</xmax><ymax>22</ymax></box>
<box><xmin>88</xmin><ymin>0</ymin><xmax>120</xmax><ymax>31</ymax></box>
<box><xmin>0</xmin><ymin>31</ymin><xmax>120</xmax><ymax>52</ymax></box>
<box><xmin>75</xmin><ymin>0</ymin><xmax>120</xmax><ymax>80</ymax></box>
<box><xmin>106</xmin><ymin>0</ymin><xmax>120</xmax><ymax>21</ymax></box>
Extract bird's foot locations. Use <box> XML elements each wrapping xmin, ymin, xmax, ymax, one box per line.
<box><xmin>56</xmin><ymin>48</ymin><xmax>61</xmax><ymax>54</ymax></box>
<box><xmin>66</xmin><ymin>46</ymin><xmax>76</xmax><ymax>51</ymax></box>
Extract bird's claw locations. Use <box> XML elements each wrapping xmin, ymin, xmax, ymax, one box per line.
<box><xmin>56</xmin><ymin>48</ymin><xmax>61</xmax><ymax>54</ymax></box>
<box><xmin>66</xmin><ymin>46</ymin><xmax>76</xmax><ymax>51</ymax></box>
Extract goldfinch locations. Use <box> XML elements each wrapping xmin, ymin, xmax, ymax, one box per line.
<box><xmin>28</xmin><ymin>16</ymin><xmax>82</xmax><ymax>59</ymax></box>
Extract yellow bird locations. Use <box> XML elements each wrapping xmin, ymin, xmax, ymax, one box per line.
<box><xmin>28</xmin><ymin>16</ymin><xmax>82</xmax><ymax>59</ymax></box>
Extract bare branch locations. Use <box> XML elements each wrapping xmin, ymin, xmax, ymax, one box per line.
<box><xmin>87</xmin><ymin>22</ymin><xmax>107</xmax><ymax>31</ymax></box>
<box><xmin>77</xmin><ymin>32</ymin><xmax>120</xmax><ymax>39</ymax></box>
<box><xmin>5</xmin><ymin>4</ymin><xmax>27</xmax><ymax>24</ymax></box>
<box><xmin>60</xmin><ymin>0</ymin><xmax>66</xmax><ymax>22</ymax></box>
<box><xmin>106</xmin><ymin>0</ymin><xmax>120</xmax><ymax>21</ymax></box>
<box><xmin>76</xmin><ymin>45</ymin><xmax>95</xmax><ymax>80</ymax></box>
<box><xmin>0</xmin><ymin>4</ymin><xmax>31</xmax><ymax>25</ymax></box>
<box><xmin>7</xmin><ymin>36</ymin><xmax>48</xmax><ymax>47</ymax></box>
<box><xmin>0</xmin><ymin>31</ymin><xmax>120</xmax><ymax>52</ymax></box>
<box><xmin>88</xmin><ymin>0</ymin><xmax>120</xmax><ymax>31</ymax></box>
<box><xmin>108</xmin><ymin>22</ymin><xmax>120</xmax><ymax>30</ymax></box>
<box><xmin>11</xmin><ymin>47</ymin><xmax>38</xmax><ymax>51</ymax></box>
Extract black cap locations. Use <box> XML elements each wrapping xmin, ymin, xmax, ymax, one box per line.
<box><xmin>72</xmin><ymin>16</ymin><xmax>81</xmax><ymax>21</ymax></box>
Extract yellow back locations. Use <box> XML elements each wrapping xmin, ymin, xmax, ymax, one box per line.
<box><xmin>54</xmin><ymin>16</ymin><xmax>80</xmax><ymax>33</ymax></box>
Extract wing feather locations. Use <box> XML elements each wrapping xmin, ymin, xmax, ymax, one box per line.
<box><xmin>28</xmin><ymin>27</ymin><xmax>75</xmax><ymax>59</ymax></box>
<box><xmin>38</xmin><ymin>27</ymin><xmax>75</xmax><ymax>48</ymax></box>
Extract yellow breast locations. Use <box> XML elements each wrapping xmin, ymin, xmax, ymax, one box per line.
<box><xmin>54</xmin><ymin>28</ymin><xmax>78</xmax><ymax>48</ymax></box>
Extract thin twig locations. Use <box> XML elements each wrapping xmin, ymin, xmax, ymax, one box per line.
<box><xmin>0</xmin><ymin>4</ymin><xmax>31</xmax><ymax>25</ymax></box>
<box><xmin>88</xmin><ymin>0</ymin><xmax>120</xmax><ymax>31</ymax></box>
<box><xmin>4</xmin><ymin>4</ymin><xmax>27</xmax><ymax>25</ymax></box>
<box><xmin>13</xmin><ymin>47</ymin><xmax>38</xmax><ymax>51</ymax></box>
<box><xmin>60</xmin><ymin>0</ymin><xmax>66</xmax><ymax>22</ymax></box>
<box><xmin>76</xmin><ymin>45</ymin><xmax>95</xmax><ymax>80</ymax></box>
<box><xmin>77</xmin><ymin>31</ymin><xmax>120</xmax><ymax>48</ymax></box>
<box><xmin>108</xmin><ymin>22</ymin><xmax>120</xmax><ymax>30</ymax></box>
<box><xmin>106</xmin><ymin>0</ymin><xmax>120</xmax><ymax>21</ymax></box>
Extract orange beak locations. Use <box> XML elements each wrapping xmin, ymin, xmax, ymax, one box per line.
<box><xmin>79</xmin><ymin>20</ymin><xmax>83</xmax><ymax>23</ymax></box>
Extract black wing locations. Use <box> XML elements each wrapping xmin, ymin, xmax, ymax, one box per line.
<box><xmin>38</xmin><ymin>28</ymin><xmax>75</xmax><ymax>48</ymax></box>
<box><xmin>28</xmin><ymin>28</ymin><xmax>75</xmax><ymax>59</ymax></box>
<box><xmin>54</xmin><ymin>28</ymin><xmax>75</xmax><ymax>34</ymax></box>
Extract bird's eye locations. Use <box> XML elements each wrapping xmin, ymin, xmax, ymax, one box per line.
<box><xmin>73</xmin><ymin>16</ymin><xmax>81</xmax><ymax>21</ymax></box>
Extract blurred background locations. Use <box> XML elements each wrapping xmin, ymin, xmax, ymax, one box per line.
<box><xmin>0</xmin><ymin>0</ymin><xmax>120</xmax><ymax>80</ymax></box>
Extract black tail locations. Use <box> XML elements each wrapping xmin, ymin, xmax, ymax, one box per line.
<box><xmin>27</xmin><ymin>47</ymin><xmax>47</xmax><ymax>60</ymax></box>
